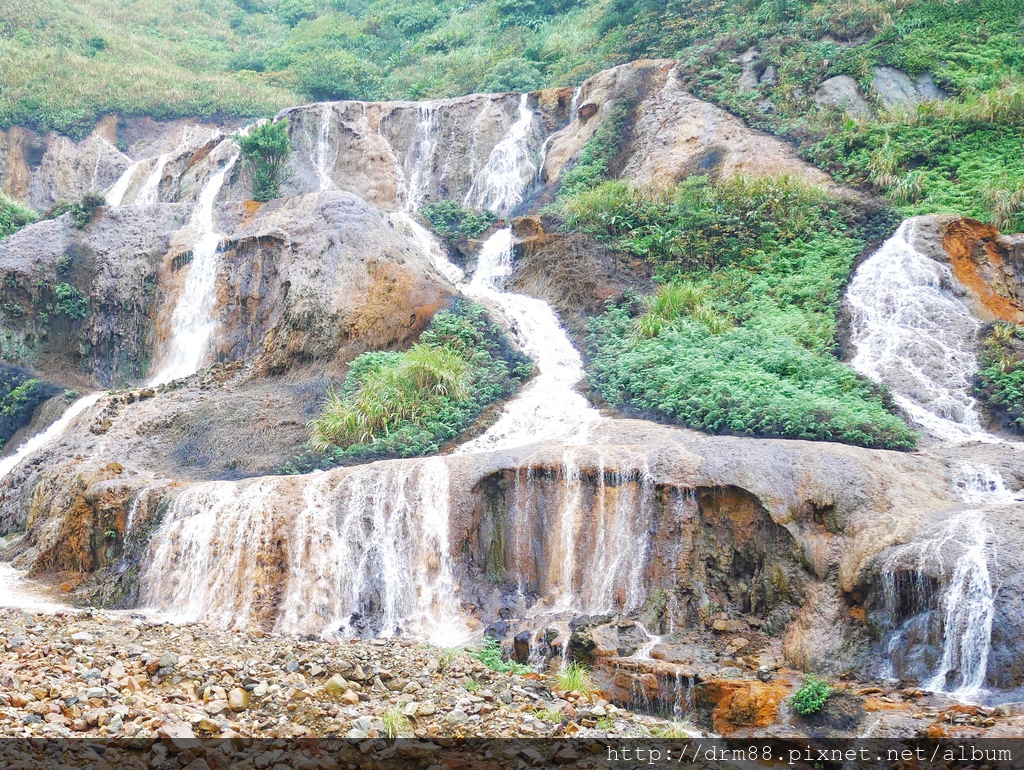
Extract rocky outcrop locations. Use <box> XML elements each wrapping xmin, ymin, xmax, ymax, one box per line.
<box><xmin>813</xmin><ymin>76</ymin><xmax>873</xmax><ymax>119</ymax></box>
<box><xmin>936</xmin><ymin>216</ymin><xmax>1024</xmax><ymax>324</ymax></box>
<box><xmin>871</xmin><ymin>66</ymin><xmax>946</xmax><ymax>108</ymax></box>
<box><xmin>541</xmin><ymin>61</ymin><xmax>831</xmax><ymax>191</ymax></box>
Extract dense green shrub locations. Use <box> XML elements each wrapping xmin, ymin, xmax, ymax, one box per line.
<box><xmin>287</xmin><ymin>299</ymin><xmax>531</xmax><ymax>472</ymax></box>
<box><xmin>34</xmin><ymin>281</ymin><xmax>91</xmax><ymax>323</ymax></box>
<box><xmin>238</xmin><ymin>119</ymin><xmax>291</xmax><ymax>202</ymax></box>
<box><xmin>0</xmin><ymin>365</ymin><xmax>61</xmax><ymax>449</ymax></box>
<box><xmin>555</xmin><ymin>99</ymin><xmax>631</xmax><ymax>200</ymax></box>
<box><xmin>472</xmin><ymin>637</ymin><xmax>532</xmax><ymax>675</ymax></box>
<box><xmin>573</xmin><ymin>175</ymin><xmax>915</xmax><ymax>449</ymax></box>
<box><xmin>976</xmin><ymin>322</ymin><xmax>1024</xmax><ymax>433</ymax></box>
<box><xmin>421</xmin><ymin>201</ymin><xmax>498</xmax><ymax>249</ymax></box>
<box><xmin>44</xmin><ymin>192</ymin><xmax>107</xmax><ymax>229</ymax></box>
<box><xmin>0</xmin><ymin>193</ymin><xmax>37</xmax><ymax>241</ymax></box>
<box><xmin>791</xmin><ymin>675</ymin><xmax>832</xmax><ymax>716</ymax></box>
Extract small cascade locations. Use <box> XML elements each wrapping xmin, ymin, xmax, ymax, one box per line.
<box><xmin>0</xmin><ymin>392</ymin><xmax>104</xmax><ymax>481</ymax></box>
<box><xmin>402</xmin><ymin>104</ymin><xmax>444</xmax><ymax>210</ymax></box>
<box><xmin>459</xmin><ymin>228</ymin><xmax>602</xmax><ymax>451</ymax></box>
<box><xmin>106</xmin><ymin>159</ymin><xmax>146</xmax><ymax>207</ymax></box>
<box><xmin>135</xmin><ymin>154</ymin><xmax>171</xmax><ymax>204</ymax></box>
<box><xmin>849</xmin><ymin>218</ymin><xmax>1023</xmax><ymax>700</ymax></box>
<box><xmin>314</xmin><ymin>104</ymin><xmax>337</xmax><ymax>191</ymax></box>
<box><xmin>463</xmin><ymin>94</ymin><xmax>544</xmax><ymax>215</ymax></box>
<box><xmin>846</xmin><ymin>220</ymin><xmax>992</xmax><ymax>443</ymax></box>
<box><xmin>144</xmin><ymin>458</ymin><xmax>469</xmax><ymax>645</ymax></box>
<box><xmin>149</xmin><ymin>140</ymin><xmax>240</xmax><ymax>385</ymax></box>
<box><xmin>632</xmin><ymin>622</ymin><xmax>663</xmax><ymax>660</ymax></box>
<box><xmin>390</xmin><ymin>212</ymin><xmax>465</xmax><ymax>284</ymax></box>
<box><xmin>505</xmin><ymin>450</ymin><xmax>653</xmax><ymax>615</ymax></box>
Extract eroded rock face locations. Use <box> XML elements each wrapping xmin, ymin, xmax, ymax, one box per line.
<box><xmin>871</xmin><ymin>66</ymin><xmax>946</xmax><ymax>108</ymax></box>
<box><xmin>813</xmin><ymin>76</ymin><xmax>873</xmax><ymax>119</ymax></box>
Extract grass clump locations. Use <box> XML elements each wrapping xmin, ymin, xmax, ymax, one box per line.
<box><xmin>650</xmin><ymin>716</ymin><xmax>695</xmax><ymax>738</ymax></box>
<box><xmin>0</xmin><ymin>193</ymin><xmax>37</xmax><ymax>242</ymax></box>
<box><xmin>422</xmin><ymin>201</ymin><xmax>498</xmax><ymax>251</ymax></box>
<box><xmin>557</xmin><ymin>662</ymin><xmax>594</xmax><ymax>696</ymax></box>
<box><xmin>976</xmin><ymin>322</ymin><xmax>1024</xmax><ymax>434</ymax></box>
<box><xmin>472</xmin><ymin>636</ymin><xmax>532</xmax><ymax>675</ymax></box>
<box><xmin>238</xmin><ymin>119</ymin><xmax>291</xmax><ymax>202</ymax></box>
<box><xmin>293</xmin><ymin>299</ymin><xmax>531</xmax><ymax>472</ymax></box>
<box><xmin>571</xmin><ymin>175</ymin><xmax>915</xmax><ymax>449</ymax></box>
<box><xmin>381</xmin><ymin>705</ymin><xmax>412</xmax><ymax>738</ymax></box>
<box><xmin>790</xmin><ymin>674</ymin><xmax>832</xmax><ymax>716</ymax></box>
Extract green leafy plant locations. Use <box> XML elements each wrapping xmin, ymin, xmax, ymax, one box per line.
<box><xmin>976</xmin><ymin>321</ymin><xmax>1024</xmax><ymax>433</ymax></box>
<box><xmin>44</xmin><ymin>192</ymin><xmax>106</xmax><ymax>229</ymax></box>
<box><xmin>790</xmin><ymin>674</ymin><xmax>832</xmax><ymax>716</ymax></box>
<box><xmin>422</xmin><ymin>201</ymin><xmax>498</xmax><ymax>250</ymax></box>
<box><xmin>238</xmin><ymin>119</ymin><xmax>291</xmax><ymax>202</ymax></box>
<box><xmin>472</xmin><ymin>636</ymin><xmax>532</xmax><ymax>675</ymax></box>
<box><xmin>570</xmin><ymin>175</ymin><xmax>915</xmax><ymax>450</ymax></box>
<box><xmin>0</xmin><ymin>365</ymin><xmax>60</xmax><ymax>449</ymax></box>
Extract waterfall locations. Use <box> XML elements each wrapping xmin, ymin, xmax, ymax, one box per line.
<box><xmin>135</xmin><ymin>154</ymin><xmax>171</xmax><ymax>204</ymax></box>
<box><xmin>138</xmin><ymin>95</ymin><xmax>612</xmax><ymax>641</ymax></box>
<box><xmin>848</xmin><ymin>217</ymin><xmax>1022</xmax><ymax>699</ymax></box>
<box><xmin>148</xmin><ymin>141</ymin><xmax>240</xmax><ymax>385</ymax></box>
<box><xmin>106</xmin><ymin>159</ymin><xmax>146</xmax><ymax>207</ymax></box>
<box><xmin>0</xmin><ymin>392</ymin><xmax>104</xmax><ymax>482</ymax></box>
<box><xmin>459</xmin><ymin>228</ymin><xmax>602</xmax><ymax>451</ymax></box>
<box><xmin>402</xmin><ymin>104</ymin><xmax>444</xmax><ymax>210</ymax></box>
<box><xmin>505</xmin><ymin>450</ymin><xmax>653</xmax><ymax>615</ymax></box>
<box><xmin>314</xmin><ymin>104</ymin><xmax>336</xmax><ymax>191</ymax></box>
<box><xmin>463</xmin><ymin>94</ymin><xmax>544</xmax><ymax>215</ymax></box>
<box><xmin>143</xmin><ymin>458</ymin><xmax>468</xmax><ymax>645</ymax></box>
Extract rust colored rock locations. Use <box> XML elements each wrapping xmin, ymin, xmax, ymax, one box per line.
<box><xmin>941</xmin><ymin>217</ymin><xmax>1024</xmax><ymax>323</ymax></box>
<box><xmin>703</xmin><ymin>679</ymin><xmax>789</xmax><ymax>734</ymax></box>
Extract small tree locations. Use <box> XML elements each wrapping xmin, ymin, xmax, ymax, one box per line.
<box><xmin>239</xmin><ymin>119</ymin><xmax>291</xmax><ymax>202</ymax></box>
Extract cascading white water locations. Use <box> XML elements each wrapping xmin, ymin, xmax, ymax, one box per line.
<box><xmin>106</xmin><ymin>159</ymin><xmax>146</xmax><ymax>207</ymax></box>
<box><xmin>314</xmin><ymin>104</ymin><xmax>337</xmax><ymax>191</ymax></box>
<box><xmin>402</xmin><ymin>104</ymin><xmax>444</xmax><ymax>210</ymax></box>
<box><xmin>148</xmin><ymin>142</ymin><xmax>240</xmax><ymax>385</ymax></box>
<box><xmin>506</xmin><ymin>450</ymin><xmax>652</xmax><ymax>615</ymax></box>
<box><xmin>0</xmin><ymin>392</ymin><xmax>104</xmax><ymax>481</ymax></box>
<box><xmin>464</xmin><ymin>94</ymin><xmax>544</xmax><ymax>215</ymax></box>
<box><xmin>848</xmin><ymin>218</ymin><xmax>1022</xmax><ymax>700</ymax></box>
<box><xmin>140</xmin><ymin>96</ymin><xmax>613</xmax><ymax>641</ymax></box>
<box><xmin>847</xmin><ymin>220</ymin><xmax>992</xmax><ymax>443</ymax></box>
<box><xmin>135</xmin><ymin>154</ymin><xmax>171</xmax><ymax>204</ymax></box>
<box><xmin>459</xmin><ymin>228</ymin><xmax>602</xmax><ymax>451</ymax></box>
<box><xmin>143</xmin><ymin>458</ymin><xmax>468</xmax><ymax>645</ymax></box>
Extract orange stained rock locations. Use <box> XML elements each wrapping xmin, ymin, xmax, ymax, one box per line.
<box><xmin>943</xmin><ymin>218</ymin><xmax>1024</xmax><ymax>324</ymax></box>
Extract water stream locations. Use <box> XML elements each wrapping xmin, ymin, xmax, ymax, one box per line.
<box><xmin>847</xmin><ymin>218</ymin><xmax>1022</xmax><ymax>700</ymax></box>
<box><xmin>148</xmin><ymin>140</ymin><xmax>240</xmax><ymax>385</ymax></box>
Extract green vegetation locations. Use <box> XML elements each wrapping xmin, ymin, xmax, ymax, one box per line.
<box><xmin>44</xmin><ymin>192</ymin><xmax>106</xmax><ymax>229</ymax></box>
<box><xmin>421</xmin><ymin>201</ymin><xmax>498</xmax><ymax>250</ymax></box>
<box><xmin>35</xmin><ymin>281</ymin><xmax>91</xmax><ymax>323</ymax></box>
<box><xmin>291</xmin><ymin>299</ymin><xmax>531</xmax><ymax>471</ymax></box>
<box><xmin>555</xmin><ymin>99</ymin><xmax>631</xmax><ymax>199</ymax></box>
<box><xmin>570</xmin><ymin>175</ymin><xmax>915</xmax><ymax>449</ymax></box>
<box><xmin>472</xmin><ymin>636</ymin><xmax>532</xmax><ymax>675</ymax></box>
<box><xmin>381</xmin><ymin>705</ymin><xmax>412</xmax><ymax>738</ymax></box>
<box><xmin>3</xmin><ymin>0</ymin><xmax>1020</xmax><ymax>229</ymax></box>
<box><xmin>977</xmin><ymin>322</ymin><xmax>1024</xmax><ymax>434</ymax></box>
<box><xmin>557</xmin><ymin>661</ymin><xmax>594</xmax><ymax>696</ymax></box>
<box><xmin>238</xmin><ymin>119</ymin><xmax>291</xmax><ymax>201</ymax></box>
<box><xmin>0</xmin><ymin>193</ymin><xmax>37</xmax><ymax>242</ymax></box>
<box><xmin>790</xmin><ymin>674</ymin><xmax>832</xmax><ymax>716</ymax></box>
<box><xmin>0</xmin><ymin>365</ymin><xmax>59</xmax><ymax>449</ymax></box>
<box><xmin>649</xmin><ymin>716</ymin><xmax>695</xmax><ymax>738</ymax></box>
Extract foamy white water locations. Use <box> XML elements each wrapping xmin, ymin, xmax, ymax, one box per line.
<box><xmin>849</xmin><ymin>218</ymin><xmax>1023</xmax><ymax>700</ymax></box>
<box><xmin>459</xmin><ymin>228</ymin><xmax>602</xmax><ymax>452</ymax></box>
<box><xmin>464</xmin><ymin>94</ymin><xmax>544</xmax><ymax>215</ymax></box>
<box><xmin>0</xmin><ymin>563</ymin><xmax>70</xmax><ymax>612</ymax></box>
<box><xmin>106</xmin><ymin>159</ymin><xmax>146</xmax><ymax>207</ymax></box>
<box><xmin>149</xmin><ymin>141</ymin><xmax>240</xmax><ymax>385</ymax></box>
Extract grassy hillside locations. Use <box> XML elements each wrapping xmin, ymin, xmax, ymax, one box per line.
<box><xmin>3</xmin><ymin>0</ymin><xmax>1021</xmax><ymax>228</ymax></box>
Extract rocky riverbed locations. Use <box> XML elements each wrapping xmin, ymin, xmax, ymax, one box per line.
<box><xmin>0</xmin><ymin>606</ymin><xmax>689</xmax><ymax>742</ymax></box>
<box><xmin>4</xmin><ymin>604</ymin><xmax>1024</xmax><ymax>746</ymax></box>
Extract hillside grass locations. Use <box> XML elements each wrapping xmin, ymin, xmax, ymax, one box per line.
<box><xmin>567</xmin><ymin>175</ymin><xmax>916</xmax><ymax>449</ymax></box>
<box><xmin>286</xmin><ymin>299</ymin><xmax>531</xmax><ymax>472</ymax></box>
<box><xmin>3</xmin><ymin>0</ymin><xmax>1021</xmax><ymax>229</ymax></box>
